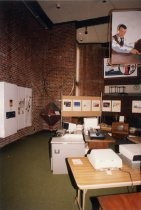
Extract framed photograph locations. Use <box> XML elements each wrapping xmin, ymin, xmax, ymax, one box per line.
<box><xmin>82</xmin><ymin>100</ymin><xmax>91</xmax><ymax>111</ymax></box>
<box><xmin>62</xmin><ymin>99</ymin><xmax>72</xmax><ymax>111</ymax></box>
<box><xmin>91</xmin><ymin>100</ymin><xmax>101</xmax><ymax>111</ymax></box>
<box><xmin>72</xmin><ymin>100</ymin><xmax>81</xmax><ymax>111</ymax></box>
<box><xmin>132</xmin><ymin>100</ymin><xmax>141</xmax><ymax>113</ymax></box>
<box><xmin>104</xmin><ymin>58</ymin><xmax>137</xmax><ymax>78</ymax></box>
<box><xmin>112</xmin><ymin>100</ymin><xmax>121</xmax><ymax>112</ymax></box>
<box><xmin>111</xmin><ymin>10</ymin><xmax>141</xmax><ymax>65</ymax></box>
<box><xmin>102</xmin><ymin>100</ymin><xmax>111</xmax><ymax>112</ymax></box>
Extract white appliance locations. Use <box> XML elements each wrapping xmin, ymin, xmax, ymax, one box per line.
<box><xmin>51</xmin><ymin>134</ymin><xmax>85</xmax><ymax>174</ymax></box>
<box><xmin>83</xmin><ymin>117</ymin><xmax>100</xmax><ymax>135</ymax></box>
<box><xmin>0</xmin><ymin>82</ymin><xmax>18</xmax><ymax>138</ymax></box>
<box><xmin>87</xmin><ymin>149</ymin><xmax>122</xmax><ymax>170</ymax></box>
<box><xmin>119</xmin><ymin>143</ymin><xmax>141</xmax><ymax>163</ymax></box>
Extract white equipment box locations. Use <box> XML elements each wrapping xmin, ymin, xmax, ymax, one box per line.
<box><xmin>87</xmin><ymin>148</ymin><xmax>122</xmax><ymax>170</ymax></box>
<box><xmin>119</xmin><ymin>143</ymin><xmax>141</xmax><ymax>163</ymax></box>
<box><xmin>51</xmin><ymin>134</ymin><xmax>85</xmax><ymax>174</ymax></box>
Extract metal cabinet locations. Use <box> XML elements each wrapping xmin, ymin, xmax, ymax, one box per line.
<box><xmin>51</xmin><ymin>134</ymin><xmax>85</xmax><ymax>174</ymax></box>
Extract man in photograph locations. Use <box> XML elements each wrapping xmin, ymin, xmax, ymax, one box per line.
<box><xmin>112</xmin><ymin>24</ymin><xmax>141</xmax><ymax>64</ymax></box>
<box><xmin>112</xmin><ymin>24</ymin><xmax>140</xmax><ymax>55</ymax></box>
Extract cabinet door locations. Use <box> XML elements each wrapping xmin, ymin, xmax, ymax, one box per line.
<box><xmin>52</xmin><ymin>144</ymin><xmax>67</xmax><ymax>174</ymax></box>
<box><xmin>63</xmin><ymin>143</ymin><xmax>85</xmax><ymax>157</ymax></box>
<box><xmin>51</xmin><ymin>143</ymin><xmax>85</xmax><ymax>174</ymax></box>
<box><xmin>0</xmin><ymin>82</ymin><xmax>18</xmax><ymax>138</ymax></box>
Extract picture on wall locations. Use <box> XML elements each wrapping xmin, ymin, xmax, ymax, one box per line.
<box><xmin>111</xmin><ymin>10</ymin><xmax>141</xmax><ymax>65</ymax></box>
<box><xmin>82</xmin><ymin>100</ymin><xmax>91</xmax><ymax>111</ymax></box>
<box><xmin>91</xmin><ymin>100</ymin><xmax>101</xmax><ymax>112</ymax></box>
<box><xmin>112</xmin><ymin>100</ymin><xmax>121</xmax><ymax>112</ymax></box>
<box><xmin>132</xmin><ymin>100</ymin><xmax>141</xmax><ymax>113</ymax></box>
<box><xmin>102</xmin><ymin>100</ymin><xmax>111</xmax><ymax>112</ymax></box>
<box><xmin>104</xmin><ymin>58</ymin><xmax>137</xmax><ymax>78</ymax></box>
<box><xmin>62</xmin><ymin>99</ymin><xmax>72</xmax><ymax>111</ymax></box>
<box><xmin>72</xmin><ymin>100</ymin><xmax>81</xmax><ymax>111</ymax></box>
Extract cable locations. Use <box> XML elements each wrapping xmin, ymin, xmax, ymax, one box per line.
<box><xmin>119</xmin><ymin>168</ymin><xmax>134</xmax><ymax>192</ymax></box>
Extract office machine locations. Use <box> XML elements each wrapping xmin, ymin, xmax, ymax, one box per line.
<box><xmin>88</xmin><ymin>128</ymin><xmax>105</xmax><ymax>140</ymax></box>
<box><xmin>119</xmin><ymin>143</ymin><xmax>141</xmax><ymax>163</ymax></box>
<box><xmin>83</xmin><ymin>117</ymin><xmax>100</xmax><ymax>135</ymax></box>
<box><xmin>87</xmin><ymin>148</ymin><xmax>122</xmax><ymax>170</ymax></box>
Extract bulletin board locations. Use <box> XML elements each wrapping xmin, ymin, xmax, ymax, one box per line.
<box><xmin>61</xmin><ymin>96</ymin><xmax>102</xmax><ymax>117</ymax></box>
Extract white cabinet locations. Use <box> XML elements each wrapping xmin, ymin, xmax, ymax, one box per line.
<box><xmin>51</xmin><ymin>134</ymin><xmax>85</xmax><ymax>174</ymax></box>
<box><xmin>0</xmin><ymin>82</ymin><xmax>18</xmax><ymax>138</ymax></box>
<box><xmin>0</xmin><ymin>82</ymin><xmax>32</xmax><ymax>138</ymax></box>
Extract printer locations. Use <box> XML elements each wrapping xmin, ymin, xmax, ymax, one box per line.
<box><xmin>87</xmin><ymin>148</ymin><xmax>122</xmax><ymax>170</ymax></box>
<box><xmin>119</xmin><ymin>143</ymin><xmax>141</xmax><ymax>164</ymax></box>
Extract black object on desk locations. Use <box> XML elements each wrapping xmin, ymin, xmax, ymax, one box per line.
<box><xmin>88</xmin><ymin>129</ymin><xmax>105</xmax><ymax>140</ymax></box>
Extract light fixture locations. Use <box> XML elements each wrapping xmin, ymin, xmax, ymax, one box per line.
<box><xmin>85</xmin><ymin>26</ymin><xmax>88</xmax><ymax>35</ymax></box>
<box><xmin>56</xmin><ymin>2</ymin><xmax>61</xmax><ymax>9</ymax></box>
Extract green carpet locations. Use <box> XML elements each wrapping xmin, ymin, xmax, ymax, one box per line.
<box><xmin>0</xmin><ymin>131</ymin><xmax>135</xmax><ymax>210</ymax></box>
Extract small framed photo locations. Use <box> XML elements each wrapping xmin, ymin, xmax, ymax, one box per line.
<box><xmin>72</xmin><ymin>100</ymin><xmax>81</xmax><ymax>111</ymax></box>
<box><xmin>112</xmin><ymin>100</ymin><xmax>121</xmax><ymax>112</ymax></box>
<box><xmin>132</xmin><ymin>100</ymin><xmax>141</xmax><ymax>113</ymax></box>
<box><xmin>62</xmin><ymin>99</ymin><xmax>72</xmax><ymax>111</ymax></box>
<box><xmin>102</xmin><ymin>100</ymin><xmax>111</xmax><ymax>112</ymax></box>
<box><xmin>92</xmin><ymin>100</ymin><xmax>101</xmax><ymax>111</ymax></box>
<box><xmin>82</xmin><ymin>100</ymin><xmax>91</xmax><ymax>111</ymax></box>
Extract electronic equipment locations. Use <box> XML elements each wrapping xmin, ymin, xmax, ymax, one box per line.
<box><xmin>83</xmin><ymin>117</ymin><xmax>100</xmax><ymax>135</ymax></box>
<box><xmin>87</xmin><ymin>149</ymin><xmax>122</xmax><ymax>170</ymax></box>
<box><xmin>56</xmin><ymin>129</ymin><xmax>66</xmax><ymax>136</ymax></box>
<box><xmin>88</xmin><ymin>129</ymin><xmax>105</xmax><ymax>140</ymax></box>
<box><xmin>119</xmin><ymin>143</ymin><xmax>141</xmax><ymax>163</ymax></box>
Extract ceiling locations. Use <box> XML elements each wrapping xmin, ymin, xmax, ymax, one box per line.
<box><xmin>32</xmin><ymin>0</ymin><xmax>141</xmax><ymax>43</ymax></box>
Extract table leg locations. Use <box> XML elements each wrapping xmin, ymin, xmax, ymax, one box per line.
<box><xmin>76</xmin><ymin>189</ymin><xmax>87</xmax><ymax>210</ymax></box>
<box><xmin>82</xmin><ymin>189</ymin><xmax>87</xmax><ymax>210</ymax></box>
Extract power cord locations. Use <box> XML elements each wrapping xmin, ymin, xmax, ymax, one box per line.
<box><xmin>119</xmin><ymin>168</ymin><xmax>134</xmax><ymax>192</ymax></box>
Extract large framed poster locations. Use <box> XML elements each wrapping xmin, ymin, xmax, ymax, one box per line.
<box><xmin>111</xmin><ymin>10</ymin><xmax>141</xmax><ymax>65</ymax></box>
<box><xmin>104</xmin><ymin>58</ymin><xmax>137</xmax><ymax>78</ymax></box>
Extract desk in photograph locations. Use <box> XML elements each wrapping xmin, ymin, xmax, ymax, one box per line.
<box><xmin>67</xmin><ymin>157</ymin><xmax>141</xmax><ymax>210</ymax></box>
<box><xmin>84</xmin><ymin>134</ymin><xmax>115</xmax><ymax>149</ymax></box>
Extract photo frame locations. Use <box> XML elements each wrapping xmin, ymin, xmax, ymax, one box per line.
<box><xmin>82</xmin><ymin>100</ymin><xmax>91</xmax><ymax>111</ymax></box>
<box><xmin>62</xmin><ymin>99</ymin><xmax>72</xmax><ymax>111</ymax></box>
<box><xmin>102</xmin><ymin>100</ymin><xmax>111</xmax><ymax>112</ymax></box>
<box><xmin>72</xmin><ymin>100</ymin><xmax>81</xmax><ymax>111</ymax></box>
<box><xmin>112</xmin><ymin>100</ymin><xmax>121</xmax><ymax>112</ymax></box>
<box><xmin>111</xmin><ymin>10</ymin><xmax>141</xmax><ymax>65</ymax></box>
<box><xmin>132</xmin><ymin>100</ymin><xmax>141</xmax><ymax>113</ymax></box>
<box><xmin>104</xmin><ymin>58</ymin><xmax>137</xmax><ymax>78</ymax></box>
<box><xmin>91</xmin><ymin>100</ymin><xmax>101</xmax><ymax>112</ymax></box>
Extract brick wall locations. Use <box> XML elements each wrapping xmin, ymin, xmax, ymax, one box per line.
<box><xmin>0</xmin><ymin>1</ymin><xmax>76</xmax><ymax>147</ymax></box>
<box><xmin>79</xmin><ymin>44</ymin><xmax>105</xmax><ymax>96</ymax></box>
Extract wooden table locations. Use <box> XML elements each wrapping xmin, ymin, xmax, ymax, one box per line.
<box><xmin>84</xmin><ymin>133</ymin><xmax>115</xmax><ymax>149</ymax></box>
<box><xmin>98</xmin><ymin>192</ymin><xmax>141</xmax><ymax>210</ymax></box>
<box><xmin>67</xmin><ymin>157</ymin><xmax>141</xmax><ymax>210</ymax></box>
